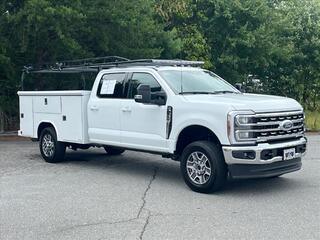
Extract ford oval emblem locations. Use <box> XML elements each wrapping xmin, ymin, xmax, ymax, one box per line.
<box><xmin>280</xmin><ymin>120</ymin><xmax>293</xmax><ymax>131</ymax></box>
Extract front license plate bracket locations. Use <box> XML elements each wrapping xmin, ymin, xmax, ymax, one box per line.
<box><xmin>283</xmin><ymin>148</ymin><xmax>296</xmax><ymax>160</ymax></box>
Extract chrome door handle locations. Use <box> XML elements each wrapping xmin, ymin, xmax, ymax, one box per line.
<box><xmin>121</xmin><ymin>107</ymin><xmax>132</xmax><ymax>112</ymax></box>
<box><xmin>90</xmin><ymin>106</ymin><xmax>99</xmax><ymax>111</ymax></box>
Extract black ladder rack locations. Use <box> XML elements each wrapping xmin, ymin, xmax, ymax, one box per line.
<box><xmin>24</xmin><ymin>56</ymin><xmax>130</xmax><ymax>73</ymax></box>
<box><xmin>24</xmin><ymin>56</ymin><xmax>204</xmax><ymax>73</ymax></box>
<box><xmin>21</xmin><ymin>56</ymin><xmax>205</xmax><ymax>90</ymax></box>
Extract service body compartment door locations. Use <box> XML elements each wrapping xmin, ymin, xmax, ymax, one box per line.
<box><xmin>19</xmin><ymin>96</ymin><xmax>34</xmax><ymax>137</ymax></box>
<box><xmin>60</xmin><ymin>96</ymin><xmax>84</xmax><ymax>143</ymax></box>
<box><xmin>33</xmin><ymin>96</ymin><xmax>61</xmax><ymax>114</ymax></box>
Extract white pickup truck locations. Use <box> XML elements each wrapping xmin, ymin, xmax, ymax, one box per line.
<box><xmin>18</xmin><ymin>58</ymin><xmax>307</xmax><ymax>193</ymax></box>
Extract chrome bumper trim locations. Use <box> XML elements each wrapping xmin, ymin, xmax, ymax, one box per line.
<box><xmin>223</xmin><ymin>137</ymin><xmax>307</xmax><ymax>165</ymax></box>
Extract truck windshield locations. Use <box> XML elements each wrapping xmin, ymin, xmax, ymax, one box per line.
<box><xmin>159</xmin><ymin>69</ymin><xmax>238</xmax><ymax>94</ymax></box>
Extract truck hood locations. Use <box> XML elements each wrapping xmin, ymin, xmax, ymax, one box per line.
<box><xmin>182</xmin><ymin>93</ymin><xmax>303</xmax><ymax>113</ymax></box>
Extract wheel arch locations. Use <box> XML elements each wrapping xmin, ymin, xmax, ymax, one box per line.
<box><xmin>37</xmin><ymin>121</ymin><xmax>58</xmax><ymax>140</ymax></box>
<box><xmin>174</xmin><ymin>125</ymin><xmax>222</xmax><ymax>156</ymax></box>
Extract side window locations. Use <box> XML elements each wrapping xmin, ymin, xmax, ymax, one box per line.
<box><xmin>97</xmin><ymin>73</ymin><xmax>126</xmax><ymax>98</ymax></box>
<box><xmin>129</xmin><ymin>73</ymin><xmax>162</xmax><ymax>99</ymax></box>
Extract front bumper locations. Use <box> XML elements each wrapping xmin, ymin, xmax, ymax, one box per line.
<box><xmin>228</xmin><ymin>158</ymin><xmax>302</xmax><ymax>179</ymax></box>
<box><xmin>222</xmin><ymin>137</ymin><xmax>307</xmax><ymax>178</ymax></box>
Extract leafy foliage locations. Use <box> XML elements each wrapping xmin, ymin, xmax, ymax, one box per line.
<box><xmin>0</xmin><ymin>0</ymin><xmax>319</xmax><ymax>131</ymax></box>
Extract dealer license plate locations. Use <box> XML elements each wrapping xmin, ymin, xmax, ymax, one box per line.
<box><xmin>283</xmin><ymin>148</ymin><xmax>296</xmax><ymax>160</ymax></box>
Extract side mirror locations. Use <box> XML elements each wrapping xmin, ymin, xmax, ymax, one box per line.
<box><xmin>235</xmin><ymin>83</ymin><xmax>245</xmax><ymax>93</ymax></box>
<box><xmin>135</xmin><ymin>84</ymin><xmax>151</xmax><ymax>104</ymax></box>
<box><xmin>151</xmin><ymin>91</ymin><xmax>167</xmax><ymax>106</ymax></box>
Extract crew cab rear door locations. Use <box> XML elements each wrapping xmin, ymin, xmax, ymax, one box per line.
<box><xmin>120</xmin><ymin>72</ymin><xmax>167</xmax><ymax>152</ymax></box>
<box><xmin>87</xmin><ymin>72</ymin><xmax>127</xmax><ymax>145</ymax></box>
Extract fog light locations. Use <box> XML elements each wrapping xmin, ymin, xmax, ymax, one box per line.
<box><xmin>238</xmin><ymin>132</ymin><xmax>254</xmax><ymax>139</ymax></box>
<box><xmin>232</xmin><ymin>151</ymin><xmax>256</xmax><ymax>160</ymax></box>
<box><xmin>296</xmin><ymin>144</ymin><xmax>306</xmax><ymax>153</ymax></box>
<box><xmin>261</xmin><ymin>149</ymin><xmax>278</xmax><ymax>160</ymax></box>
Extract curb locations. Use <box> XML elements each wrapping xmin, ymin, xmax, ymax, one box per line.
<box><xmin>0</xmin><ymin>131</ymin><xmax>18</xmax><ymax>137</ymax></box>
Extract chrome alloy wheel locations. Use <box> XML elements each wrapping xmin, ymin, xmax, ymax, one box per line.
<box><xmin>42</xmin><ymin>133</ymin><xmax>55</xmax><ymax>157</ymax></box>
<box><xmin>186</xmin><ymin>151</ymin><xmax>212</xmax><ymax>185</ymax></box>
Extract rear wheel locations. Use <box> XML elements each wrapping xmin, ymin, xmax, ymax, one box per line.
<box><xmin>104</xmin><ymin>146</ymin><xmax>125</xmax><ymax>155</ymax></box>
<box><xmin>39</xmin><ymin>127</ymin><xmax>66</xmax><ymax>163</ymax></box>
<box><xmin>180</xmin><ymin>141</ymin><xmax>227</xmax><ymax>193</ymax></box>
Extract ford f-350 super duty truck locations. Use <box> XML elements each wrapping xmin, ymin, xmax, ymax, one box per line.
<box><xmin>18</xmin><ymin>57</ymin><xmax>307</xmax><ymax>193</ymax></box>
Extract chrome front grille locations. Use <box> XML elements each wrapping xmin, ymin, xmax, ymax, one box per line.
<box><xmin>235</xmin><ymin>111</ymin><xmax>305</xmax><ymax>143</ymax></box>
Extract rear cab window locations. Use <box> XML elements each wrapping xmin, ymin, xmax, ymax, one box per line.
<box><xmin>97</xmin><ymin>73</ymin><xmax>127</xmax><ymax>98</ymax></box>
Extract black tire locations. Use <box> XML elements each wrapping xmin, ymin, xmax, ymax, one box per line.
<box><xmin>180</xmin><ymin>141</ymin><xmax>227</xmax><ymax>193</ymax></box>
<box><xmin>266</xmin><ymin>175</ymin><xmax>282</xmax><ymax>179</ymax></box>
<box><xmin>104</xmin><ymin>146</ymin><xmax>125</xmax><ymax>155</ymax></box>
<box><xmin>39</xmin><ymin>127</ymin><xmax>66</xmax><ymax>163</ymax></box>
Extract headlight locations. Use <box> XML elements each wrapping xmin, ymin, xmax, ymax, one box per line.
<box><xmin>236</xmin><ymin>115</ymin><xmax>254</xmax><ymax>125</ymax></box>
<box><xmin>228</xmin><ymin>111</ymin><xmax>256</xmax><ymax>145</ymax></box>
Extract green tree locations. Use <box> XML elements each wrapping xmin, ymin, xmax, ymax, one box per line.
<box><xmin>80</xmin><ymin>0</ymin><xmax>181</xmax><ymax>59</ymax></box>
<box><xmin>0</xmin><ymin>0</ymin><xmax>182</xmax><ymax>131</ymax></box>
<box><xmin>0</xmin><ymin>0</ymin><xmax>319</xmax><ymax>131</ymax></box>
<box><xmin>274</xmin><ymin>0</ymin><xmax>320</xmax><ymax>110</ymax></box>
<box><xmin>156</xmin><ymin>0</ymin><xmax>212</xmax><ymax>67</ymax></box>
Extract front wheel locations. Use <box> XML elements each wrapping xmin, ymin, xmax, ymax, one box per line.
<box><xmin>39</xmin><ymin>127</ymin><xmax>66</xmax><ymax>163</ymax></box>
<box><xmin>180</xmin><ymin>141</ymin><xmax>227</xmax><ymax>193</ymax></box>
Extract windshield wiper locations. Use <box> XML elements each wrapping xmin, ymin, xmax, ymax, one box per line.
<box><xmin>179</xmin><ymin>91</ymin><xmax>238</xmax><ymax>95</ymax></box>
<box><xmin>179</xmin><ymin>91</ymin><xmax>215</xmax><ymax>95</ymax></box>
<box><xmin>211</xmin><ymin>90</ymin><xmax>239</xmax><ymax>94</ymax></box>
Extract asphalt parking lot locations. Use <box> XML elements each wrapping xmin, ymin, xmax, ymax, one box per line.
<box><xmin>1</xmin><ymin>134</ymin><xmax>319</xmax><ymax>240</ymax></box>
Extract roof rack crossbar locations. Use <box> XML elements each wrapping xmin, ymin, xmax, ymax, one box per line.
<box><xmin>113</xmin><ymin>59</ymin><xmax>204</xmax><ymax>67</ymax></box>
<box><xmin>60</xmin><ymin>56</ymin><xmax>130</xmax><ymax>68</ymax></box>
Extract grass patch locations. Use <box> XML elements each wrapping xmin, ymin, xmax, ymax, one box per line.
<box><xmin>305</xmin><ymin>111</ymin><xmax>320</xmax><ymax>131</ymax></box>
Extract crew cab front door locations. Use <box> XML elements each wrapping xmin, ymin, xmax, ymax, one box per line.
<box><xmin>120</xmin><ymin>72</ymin><xmax>167</xmax><ymax>152</ymax></box>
